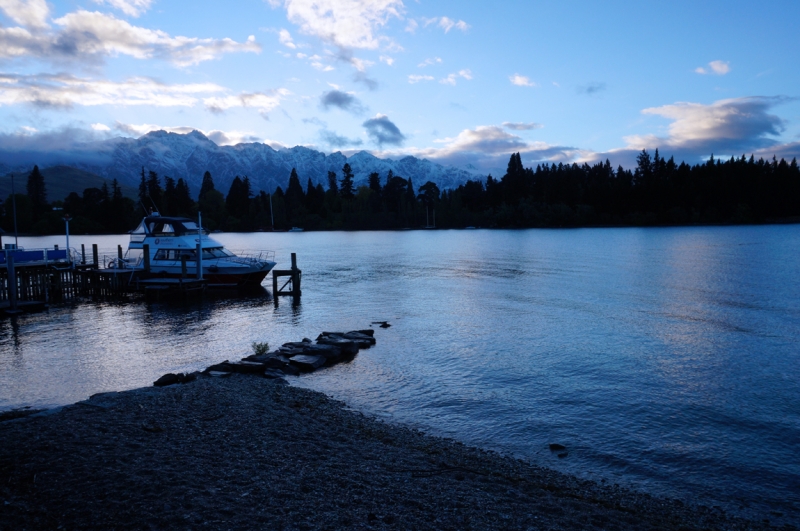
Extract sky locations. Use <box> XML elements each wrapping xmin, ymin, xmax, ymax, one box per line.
<box><xmin>0</xmin><ymin>0</ymin><xmax>799</xmax><ymax>175</ymax></box>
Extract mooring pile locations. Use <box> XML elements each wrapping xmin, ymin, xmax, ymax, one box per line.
<box><xmin>153</xmin><ymin>329</ymin><xmax>376</xmax><ymax>386</ymax></box>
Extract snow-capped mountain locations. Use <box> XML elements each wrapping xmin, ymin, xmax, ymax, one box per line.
<box><xmin>0</xmin><ymin>130</ymin><xmax>484</xmax><ymax>197</ymax></box>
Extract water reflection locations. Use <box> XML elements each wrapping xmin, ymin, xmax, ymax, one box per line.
<box><xmin>2</xmin><ymin>225</ymin><xmax>800</xmax><ymax>523</ymax></box>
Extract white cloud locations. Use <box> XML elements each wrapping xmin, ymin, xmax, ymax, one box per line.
<box><xmin>279</xmin><ymin>0</ymin><xmax>404</xmax><ymax>49</ymax></box>
<box><xmin>695</xmin><ymin>60</ymin><xmax>730</xmax><ymax>75</ymax></box>
<box><xmin>404</xmin><ymin>18</ymin><xmax>418</xmax><ymax>33</ymax></box>
<box><xmin>440</xmin><ymin>69</ymin><xmax>472</xmax><ymax>85</ymax></box>
<box><xmin>278</xmin><ymin>28</ymin><xmax>297</xmax><ymax>48</ymax></box>
<box><xmin>379</xmin><ymin>54</ymin><xmax>393</xmax><ymax>65</ymax></box>
<box><xmin>92</xmin><ymin>0</ymin><xmax>153</xmax><ymax>17</ymax></box>
<box><xmin>375</xmin><ymin>124</ymin><xmax>585</xmax><ymax>172</ymax></box>
<box><xmin>0</xmin><ymin>73</ymin><xmax>226</xmax><ymax>107</ymax></box>
<box><xmin>509</xmin><ymin>74</ymin><xmax>537</xmax><ymax>87</ymax></box>
<box><xmin>424</xmin><ymin>16</ymin><xmax>470</xmax><ymax>33</ymax></box>
<box><xmin>91</xmin><ymin>123</ymin><xmax>111</xmax><ymax>131</ymax></box>
<box><xmin>502</xmin><ymin>122</ymin><xmax>543</xmax><ymax>131</ymax></box>
<box><xmin>408</xmin><ymin>74</ymin><xmax>433</xmax><ymax>84</ymax></box>
<box><xmin>203</xmin><ymin>89</ymin><xmax>291</xmax><ymax>115</ymax></box>
<box><xmin>418</xmin><ymin>57</ymin><xmax>441</xmax><ymax>68</ymax></box>
<box><xmin>0</xmin><ymin>0</ymin><xmax>49</xmax><ymax>28</ymax></box>
<box><xmin>0</xmin><ymin>10</ymin><xmax>260</xmax><ymax>66</ymax></box>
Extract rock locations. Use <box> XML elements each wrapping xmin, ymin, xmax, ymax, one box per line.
<box><xmin>263</xmin><ymin>369</ymin><xmax>287</xmax><ymax>380</ymax></box>
<box><xmin>206</xmin><ymin>371</ymin><xmax>231</xmax><ymax>378</ymax></box>
<box><xmin>154</xmin><ymin>373</ymin><xmax>182</xmax><ymax>387</ymax></box>
<box><xmin>558</xmin><ymin>452</ymin><xmax>569</xmax><ymax>458</ymax></box>
<box><xmin>289</xmin><ymin>355</ymin><xmax>327</xmax><ymax>372</ymax></box>
<box><xmin>343</xmin><ymin>331</ymin><xmax>376</xmax><ymax>345</ymax></box>
<box><xmin>302</xmin><ymin>338</ymin><xmax>312</xmax><ymax>343</ymax></box>
<box><xmin>356</xmin><ymin>329</ymin><xmax>375</xmax><ymax>337</ymax></box>
<box><xmin>316</xmin><ymin>335</ymin><xmax>359</xmax><ymax>355</ymax></box>
<box><xmin>371</xmin><ymin>321</ymin><xmax>391</xmax><ymax>328</ymax></box>
<box><xmin>279</xmin><ymin>364</ymin><xmax>300</xmax><ymax>376</ymax></box>
<box><xmin>549</xmin><ymin>443</ymin><xmax>566</xmax><ymax>451</ymax></box>
<box><xmin>302</xmin><ymin>343</ymin><xmax>343</xmax><ymax>363</ymax></box>
<box><xmin>205</xmin><ymin>361</ymin><xmax>265</xmax><ymax>374</ymax></box>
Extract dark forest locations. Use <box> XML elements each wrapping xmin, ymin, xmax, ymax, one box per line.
<box><xmin>4</xmin><ymin>150</ymin><xmax>798</xmax><ymax>235</ymax></box>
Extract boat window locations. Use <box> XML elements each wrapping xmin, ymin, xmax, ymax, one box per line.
<box><xmin>202</xmin><ymin>247</ymin><xmax>228</xmax><ymax>259</ymax></box>
<box><xmin>183</xmin><ymin>222</ymin><xmax>199</xmax><ymax>231</ymax></box>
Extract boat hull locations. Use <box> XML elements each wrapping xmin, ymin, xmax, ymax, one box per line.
<box><xmin>136</xmin><ymin>262</ymin><xmax>275</xmax><ymax>289</ymax></box>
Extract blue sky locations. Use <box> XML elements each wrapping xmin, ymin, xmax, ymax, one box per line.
<box><xmin>1</xmin><ymin>0</ymin><xmax>798</xmax><ymax>174</ymax></box>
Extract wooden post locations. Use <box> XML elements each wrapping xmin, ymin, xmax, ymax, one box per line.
<box><xmin>54</xmin><ymin>244</ymin><xmax>58</xmax><ymax>250</ymax></box>
<box><xmin>92</xmin><ymin>244</ymin><xmax>99</xmax><ymax>269</ymax></box>
<box><xmin>291</xmin><ymin>252</ymin><xmax>301</xmax><ymax>297</ymax></box>
<box><xmin>196</xmin><ymin>243</ymin><xmax>202</xmax><ymax>279</ymax></box>
<box><xmin>143</xmin><ymin>244</ymin><xmax>151</xmax><ymax>273</ymax></box>
<box><xmin>117</xmin><ymin>245</ymin><xmax>123</xmax><ymax>261</ymax></box>
<box><xmin>81</xmin><ymin>244</ymin><xmax>86</xmax><ymax>265</ymax></box>
<box><xmin>272</xmin><ymin>269</ymin><xmax>278</xmax><ymax>294</ymax></box>
<box><xmin>7</xmin><ymin>255</ymin><xmax>18</xmax><ymax>313</ymax></box>
<box><xmin>181</xmin><ymin>256</ymin><xmax>187</xmax><ymax>279</ymax></box>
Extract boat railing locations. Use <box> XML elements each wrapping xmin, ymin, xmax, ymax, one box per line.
<box><xmin>0</xmin><ymin>247</ymin><xmax>73</xmax><ymax>268</ymax></box>
<box><xmin>226</xmin><ymin>250</ymin><xmax>276</xmax><ymax>264</ymax></box>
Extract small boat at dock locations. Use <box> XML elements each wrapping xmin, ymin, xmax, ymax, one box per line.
<box><xmin>113</xmin><ymin>214</ymin><xmax>276</xmax><ymax>288</ymax></box>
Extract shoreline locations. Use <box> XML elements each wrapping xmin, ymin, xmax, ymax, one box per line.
<box><xmin>0</xmin><ymin>374</ymin><xmax>790</xmax><ymax>530</ymax></box>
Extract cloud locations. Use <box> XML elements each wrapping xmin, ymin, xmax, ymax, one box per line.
<box><xmin>375</xmin><ymin>124</ymin><xmax>584</xmax><ymax>173</ymax></box>
<box><xmin>0</xmin><ymin>73</ymin><xmax>226</xmax><ymax>108</ymax></box>
<box><xmin>424</xmin><ymin>16</ymin><xmax>470</xmax><ymax>33</ymax></box>
<box><xmin>319</xmin><ymin>89</ymin><xmax>364</xmax><ymax>113</ymax></box>
<box><xmin>502</xmin><ymin>122</ymin><xmax>543</xmax><ymax>131</ymax></box>
<box><xmin>362</xmin><ymin>114</ymin><xmax>405</xmax><ymax>146</ymax></box>
<box><xmin>92</xmin><ymin>0</ymin><xmax>153</xmax><ymax>17</ymax></box>
<box><xmin>91</xmin><ymin>123</ymin><xmax>111</xmax><ymax>131</ymax></box>
<box><xmin>577</xmin><ymin>82</ymin><xmax>606</xmax><ymax>95</ymax></box>
<box><xmin>0</xmin><ymin>9</ymin><xmax>260</xmax><ymax>66</ymax></box>
<box><xmin>320</xmin><ymin>129</ymin><xmax>363</xmax><ymax>148</ymax></box>
<box><xmin>278</xmin><ymin>28</ymin><xmax>296</xmax><ymax>48</ymax></box>
<box><xmin>695</xmin><ymin>60</ymin><xmax>730</xmax><ymax>75</ymax></box>
<box><xmin>418</xmin><ymin>57</ymin><xmax>442</xmax><ymax>68</ymax></box>
<box><xmin>440</xmin><ymin>69</ymin><xmax>472</xmax><ymax>85</ymax></box>
<box><xmin>509</xmin><ymin>74</ymin><xmax>537</xmax><ymax>87</ymax></box>
<box><xmin>0</xmin><ymin>0</ymin><xmax>50</xmax><ymax>28</ymax></box>
<box><xmin>203</xmin><ymin>89</ymin><xmax>291</xmax><ymax>116</ymax></box>
<box><xmin>404</xmin><ymin>18</ymin><xmax>418</xmax><ymax>33</ymax></box>
<box><xmin>352</xmin><ymin>71</ymin><xmax>379</xmax><ymax>90</ymax></box>
<box><xmin>625</xmin><ymin>96</ymin><xmax>789</xmax><ymax>153</ymax></box>
<box><xmin>408</xmin><ymin>74</ymin><xmax>433</xmax><ymax>84</ymax></box>
<box><xmin>379</xmin><ymin>55</ymin><xmax>393</xmax><ymax>65</ymax></box>
<box><xmin>279</xmin><ymin>0</ymin><xmax>404</xmax><ymax>49</ymax></box>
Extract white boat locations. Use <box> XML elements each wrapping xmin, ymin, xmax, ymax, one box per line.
<box><xmin>116</xmin><ymin>214</ymin><xmax>276</xmax><ymax>288</ymax></box>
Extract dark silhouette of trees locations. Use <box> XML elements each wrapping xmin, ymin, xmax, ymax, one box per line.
<box><xmin>26</xmin><ymin>165</ymin><xmax>47</xmax><ymax>218</ymax></box>
<box><xmin>7</xmin><ymin>150</ymin><xmax>800</xmax><ymax>234</ymax></box>
<box><xmin>340</xmin><ymin>163</ymin><xmax>355</xmax><ymax>199</ymax></box>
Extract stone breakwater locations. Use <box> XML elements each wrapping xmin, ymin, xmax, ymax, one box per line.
<box><xmin>152</xmin><ymin>329</ymin><xmax>377</xmax><ymax>387</ymax></box>
<box><xmin>0</xmin><ymin>327</ymin><xmax>790</xmax><ymax>530</ymax></box>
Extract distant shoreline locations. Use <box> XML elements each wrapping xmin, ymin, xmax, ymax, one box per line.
<box><xmin>0</xmin><ymin>374</ymin><xmax>787</xmax><ymax>530</ymax></box>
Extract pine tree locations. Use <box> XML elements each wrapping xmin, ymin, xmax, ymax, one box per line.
<box><xmin>138</xmin><ymin>167</ymin><xmax>147</xmax><ymax>207</ymax></box>
<box><xmin>327</xmin><ymin>171</ymin><xmax>339</xmax><ymax>194</ymax></box>
<box><xmin>340</xmin><ymin>163</ymin><xmax>354</xmax><ymax>198</ymax></box>
<box><xmin>26</xmin><ymin>165</ymin><xmax>47</xmax><ymax>217</ymax></box>
<box><xmin>199</xmin><ymin>171</ymin><xmax>215</xmax><ymax>200</ymax></box>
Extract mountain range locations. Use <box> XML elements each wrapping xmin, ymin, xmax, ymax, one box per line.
<box><xmin>0</xmin><ymin>130</ymin><xmax>485</xmax><ymax>199</ymax></box>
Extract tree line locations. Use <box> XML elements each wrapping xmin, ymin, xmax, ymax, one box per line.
<box><xmin>3</xmin><ymin>150</ymin><xmax>799</xmax><ymax>235</ymax></box>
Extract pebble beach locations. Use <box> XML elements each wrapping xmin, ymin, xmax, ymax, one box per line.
<box><xmin>0</xmin><ymin>373</ymin><xmax>788</xmax><ymax>531</ymax></box>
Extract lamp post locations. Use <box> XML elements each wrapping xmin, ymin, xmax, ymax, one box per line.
<box><xmin>11</xmin><ymin>173</ymin><xmax>18</xmax><ymax>248</ymax></box>
<box><xmin>64</xmin><ymin>213</ymin><xmax>71</xmax><ymax>267</ymax></box>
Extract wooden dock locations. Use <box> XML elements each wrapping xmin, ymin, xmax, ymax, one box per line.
<box><xmin>0</xmin><ymin>244</ymin><xmax>302</xmax><ymax>315</ymax></box>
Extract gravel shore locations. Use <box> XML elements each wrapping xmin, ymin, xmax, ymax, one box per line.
<box><xmin>0</xmin><ymin>374</ymin><xmax>790</xmax><ymax>530</ymax></box>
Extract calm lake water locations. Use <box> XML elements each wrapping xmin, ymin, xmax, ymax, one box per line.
<box><xmin>1</xmin><ymin>226</ymin><xmax>799</xmax><ymax>523</ymax></box>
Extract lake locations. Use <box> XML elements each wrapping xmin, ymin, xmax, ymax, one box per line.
<box><xmin>1</xmin><ymin>225</ymin><xmax>798</xmax><ymax>524</ymax></box>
